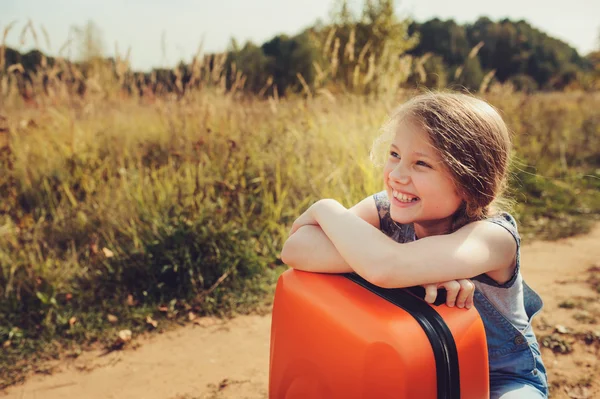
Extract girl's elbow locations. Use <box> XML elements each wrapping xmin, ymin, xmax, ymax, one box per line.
<box><xmin>280</xmin><ymin>246</ymin><xmax>310</xmax><ymax>272</ymax></box>
<box><xmin>280</xmin><ymin>238</ymin><xmax>298</xmax><ymax>267</ymax></box>
<box><xmin>361</xmin><ymin>259</ymin><xmax>392</xmax><ymax>288</ymax></box>
<box><xmin>280</xmin><ymin>246</ymin><xmax>292</xmax><ymax>267</ymax></box>
<box><xmin>367</xmin><ymin>270</ymin><xmax>392</xmax><ymax>288</ymax></box>
<box><xmin>365</xmin><ymin>254</ymin><xmax>410</xmax><ymax>289</ymax></box>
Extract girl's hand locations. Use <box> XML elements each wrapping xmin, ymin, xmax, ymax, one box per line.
<box><xmin>288</xmin><ymin>201</ymin><xmax>321</xmax><ymax>237</ymax></box>
<box><xmin>422</xmin><ymin>279</ymin><xmax>475</xmax><ymax>309</ymax></box>
<box><xmin>288</xmin><ymin>199</ymin><xmax>344</xmax><ymax>237</ymax></box>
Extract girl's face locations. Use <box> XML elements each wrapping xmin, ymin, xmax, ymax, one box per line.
<box><xmin>383</xmin><ymin>120</ymin><xmax>464</xmax><ymax>238</ymax></box>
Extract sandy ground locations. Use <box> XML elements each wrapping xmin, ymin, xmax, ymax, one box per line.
<box><xmin>2</xmin><ymin>222</ymin><xmax>600</xmax><ymax>399</ymax></box>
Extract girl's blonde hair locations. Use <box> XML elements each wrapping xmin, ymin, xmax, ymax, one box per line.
<box><xmin>371</xmin><ymin>91</ymin><xmax>513</xmax><ymax>232</ymax></box>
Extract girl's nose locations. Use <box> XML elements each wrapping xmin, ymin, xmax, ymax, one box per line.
<box><xmin>389</xmin><ymin>163</ymin><xmax>411</xmax><ymax>185</ymax></box>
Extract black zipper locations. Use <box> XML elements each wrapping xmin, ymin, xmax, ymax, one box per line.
<box><xmin>344</xmin><ymin>273</ymin><xmax>460</xmax><ymax>399</ymax></box>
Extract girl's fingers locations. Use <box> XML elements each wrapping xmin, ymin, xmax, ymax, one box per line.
<box><xmin>440</xmin><ymin>280</ymin><xmax>461</xmax><ymax>307</ymax></box>
<box><xmin>455</xmin><ymin>279</ymin><xmax>475</xmax><ymax>309</ymax></box>
<box><xmin>465</xmin><ymin>293</ymin><xmax>474</xmax><ymax>309</ymax></box>
<box><xmin>288</xmin><ymin>207</ymin><xmax>318</xmax><ymax>237</ymax></box>
<box><xmin>423</xmin><ymin>284</ymin><xmax>438</xmax><ymax>304</ymax></box>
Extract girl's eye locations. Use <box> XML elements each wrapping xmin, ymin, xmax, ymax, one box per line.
<box><xmin>389</xmin><ymin>152</ymin><xmax>432</xmax><ymax>169</ymax></box>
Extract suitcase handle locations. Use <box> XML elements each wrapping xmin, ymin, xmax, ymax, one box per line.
<box><xmin>343</xmin><ymin>273</ymin><xmax>448</xmax><ymax>307</ymax></box>
<box><xmin>403</xmin><ymin>286</ymin><xmax>448</xmax><ymax>306</ymax></box>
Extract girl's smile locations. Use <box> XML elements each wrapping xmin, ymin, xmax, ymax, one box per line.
<box><xmin>390</xmin><ymin>189</ymin><xmax>420</xmax><ymax>207</ymax></box>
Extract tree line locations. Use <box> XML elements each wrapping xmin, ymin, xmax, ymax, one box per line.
<box><xmin>1</xmin><ymin>0</ymin><xmax>599</xmax><ymax>99</ymax></box>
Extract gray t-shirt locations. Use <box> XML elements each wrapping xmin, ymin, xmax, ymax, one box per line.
<box><xmin>373</xmin><ymin>190</ymin><xmax>531</xmax><ymax>332</ymax></box>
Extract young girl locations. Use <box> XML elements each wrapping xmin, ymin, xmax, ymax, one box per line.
<box><xmin>281</xmin><ymin>92</ymin><xmax>548</xmax><ymax>398</ymax></box>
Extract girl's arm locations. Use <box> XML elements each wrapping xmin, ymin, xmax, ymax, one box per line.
<box><xmin>280</xmin><ymin>196</ymin><xmax>380</xmax><ymax>273</ymax></box>
<box><xmin>280</xmin><ymin>225</ymin><xmax>353</xmax><ymax>273</ymax></box>
<box><xmin>312</xmin><ymin>199</ymin><xmax>517</xmax><ymax>289</ymax></box>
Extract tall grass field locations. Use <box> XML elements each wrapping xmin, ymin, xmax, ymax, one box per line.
<box><xmin>0</xmin><ymin>25</ymin><xmax>599</xmax><ymax>388</ymax></box>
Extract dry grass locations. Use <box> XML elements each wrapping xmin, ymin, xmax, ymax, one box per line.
<box><xmin>0</xmin><ymin>21</ymin><xmax>599</xmax><ymax>389</ymax></box>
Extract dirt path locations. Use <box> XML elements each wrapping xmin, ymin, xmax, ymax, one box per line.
<box><xmin>2</xmin><ymin>223</ymin><xmax>600</xmax><ymax>399</ymax></box>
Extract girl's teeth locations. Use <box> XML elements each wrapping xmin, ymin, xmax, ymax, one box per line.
<box><xmin>393</xmin><ymin>190</ymin><xmax>418</xmax><ymax>202</ymax></box>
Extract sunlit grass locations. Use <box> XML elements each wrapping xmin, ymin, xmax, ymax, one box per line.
<box><xmin>0</xmin><ymin>33</ymin><xmax>598</xmax><ymax>389</ymax></box>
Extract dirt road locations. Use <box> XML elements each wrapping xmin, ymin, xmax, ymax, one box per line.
<box><xmin>3</xmin><ymin>223</ymin><xmax>600</xmax><ymax>399</ymax></box>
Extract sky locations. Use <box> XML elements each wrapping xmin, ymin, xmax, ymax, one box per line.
<box><xmin>1</xmin><ymin>0</ymin><xmax>598</xmax><ymax>72</ymax></box>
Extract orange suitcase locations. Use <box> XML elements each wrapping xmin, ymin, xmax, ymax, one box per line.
<box><xmin>269</xmin><ymin>269</ymin><xmax>489</xmax><ymax>399</ymax></box>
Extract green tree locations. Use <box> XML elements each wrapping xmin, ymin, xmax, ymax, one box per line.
<box><xmin>226</xmin><ymin>41</ymin><xmax>271</xmax><ymax>93</ymax></box>
<box><xmin>260</xmin><ymin>32</ymin><xmax>318</xmax><ymax>95</ymax></box>
<box><xmin>409</xmin><ymin>17</ymin><xmax>590</xmax><ymax>90</ymax></box>
<box><xmin>466</xmin><ymin>18</ymin><xmax>586</xmax><ymax>89</ymax></box>
<box><xmin>408</xmin><ymin>19</ymin><xmax>470</xmax><ymax>65</ymax></box>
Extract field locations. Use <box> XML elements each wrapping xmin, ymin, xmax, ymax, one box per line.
<box><xmin>0</xmin><ymin>48</ymin><xmax>599</xmax><ymax>396</ymax></box>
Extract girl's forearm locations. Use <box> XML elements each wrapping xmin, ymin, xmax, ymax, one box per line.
<box><xmin>313</xmin><ymin>199</ymin><xmax>392</xmax><ymax>285</ymax></box>
<box><xmin>280</xmin><ymin>225</ymin><xmax>354</xmax><ymax>274</ymax></box>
